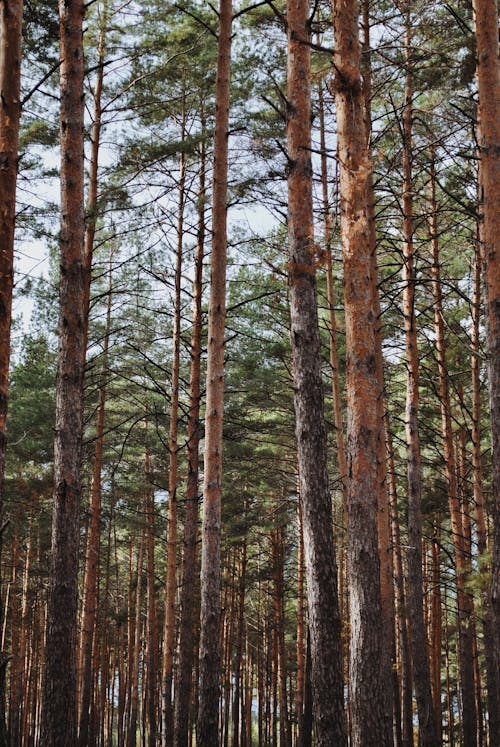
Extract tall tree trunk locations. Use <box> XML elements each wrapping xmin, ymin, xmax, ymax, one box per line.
<box><xmin>232</xmin><ymin>544</ymin><xmax>247</xmax><ymax>747</ymax></box>
<box><xmin>400</xmin><ymin>9</ymin><xmax>439</xmax><ymax>743</ymax></box>
<box><xmin>331</xmin><ymin>0</ymin><xmax>392</xmax><ymax>742</ymax></box>
<box><xmin>430</xmin><ymin>523</ymin><xmax>442</xmax><ymax>743</ymax></box>
<box><xmin>173</xmin><ymin>124</ymin><xmax>206</xmax><ymax>747</ymax></box>
<box><xmin>286</xmin><ymin>2</ymin><xmax>346</xmax><ymax>744</ymax></box>
<box><xmin>472</xmin><ymin>0</ymin><xmax>500</xmax><ymax>733</ymax></box>
<box><xmin>429</xmin><ymin>155</ymin><xmax>477</xmax><ymax>745</ymax></box>
<box><xmin>127</xmin><ymin>537</ymin><xmax>144</xmax><ymax>747</ymax></box>
<box><xmin>162</xmin><ymin>100</ymin><xmax>186</xmax><ymax>747</ymax></box>
<box><xmin>40</xmin><ymin>1</ymin><xmax>86</xmax><ymax>743</ymax></box>
<box><xmin>196</xmin><ymin>2</ymin><xmax>232</xmax><ymax>742</ymax></box>
<box><xmin>79</xmin><ymin>255</ymin><xmax>113</xmax><ymax>747</ymax></box>
<box><xmin>471</xmin><ymin>215</ymin><xmax>499</xmax><ymax>744</ymax></box>
<box><xmin>0</xmin><ymin>2</ymin><xmax>23</xmax><ymax>737</ymax></box>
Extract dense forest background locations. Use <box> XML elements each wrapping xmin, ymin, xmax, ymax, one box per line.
<box><xmin>0</xmin><ymin>0</ymin><xmax>499</xmax><ymax>745</ymax></box>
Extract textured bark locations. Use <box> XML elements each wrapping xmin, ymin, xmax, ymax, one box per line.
<box><xmin>286</xmin><ymin>2</ymin><xmax>346</xmax><ymax>744</ymax></box>
<box><xmin>163</xmin><ymin>106</ymin><xmax>186</xmax><ymax>747</ymax></box>
<box><xmin>331</xmin><ymin>0</ymin><xmax>392</xmax><ymax>742</ymax></box>
<box><xmin>400</xmin><ymin>13</ymin><xmax>439</xmax><ymax>744</ymax></box>
<box><xmin>79</xmin><ymin>258</ymin><xmax>112</xmax><ymax>747</ymax></box>
<box><xmin>0</xmin><ymin>0</ymin><xmax>22</xmax><ymax>492</ymax></box>
<box><xmin>430</xmin><ymin>157</ymin><xmax>477</xmax><ymax>745</ymax></box>
<box><xmin>196</xmin><ymin>2</ymin><xmax>232</xmax><ymax>742</ymax></box>
<box><xmin>0</xmin><ymin>7</ymin><xmax>23</xmax><ymax>736</ymax></box>
<box><xmin>472</xmin><ymin>0</ymin><xmax>500</xmax><ymax>729</ymax></box>
<box><xmin>173</xmin><ymin>128</ymin><xmax>206</xmax><ymax>747</ymax></box>
<box><xmin>40</xmin><ymin>1</ymin><xmax>86</xmax><ymax>744</ymax></box>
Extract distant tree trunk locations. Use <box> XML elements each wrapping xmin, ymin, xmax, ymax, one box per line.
<box><xmin>231</xmin><ymin>544</ymin><xmax>247</xmax><ymax>747</ymax></box>
<box><xmin>399</xmin><ymin>10</ymin><xmax>439</xmax><ymax>744</ymax></box>
<box><xmin>429</xmin><ymin>155</ymin><xmax>477</xmax><ymax>745</ymax></box>
<box><xmin>40</xmin><ymin>1</ymin><xmax>86</xmax><ymax>744</ymax></box>
<box><xmin>296</xmin><ymin>500</ymin><xmax>306</xmax><ymax>747</ymax></box>
<box><xmin>271</xmin><ymin>528</ymin><xmax>291</xmax><ymax>747</ymax></box>
<box><xmin>82</xmin><ymin>0</ymin><xmax>107</xmax><ymax>359</ymax></box>
<box><xmin>472</xmin><ymin>0</ymin><xmax>500</xmax><ymax>731</ymax></box>
<box><xmin>127</xmin><ymin>538</ymin><xmax>144</xmax><ymax>747</ymax></box>
<box><xmin>79</xmin><ymin>256</ymin><xmax>112</xmax><ymax>747</ymax></box>
<box><xmin>430</xmin><ymin>523</ymin><xmax>442</xmax><ymax>743</ymax></box>
<box><xmin>163</xmin><ymin>100</ymin><xmax>186</xmax><ymax>747</ymax></box>
<box><xmin>386</xmin><ymin>422</ymin><xmax>413</xmax><ymax>747</ymax></box>
<box><xmin>196</xmin><ymin>0</ymin><xmax>232</xmax><ymax>743</ymax></box>
<box><xmin>471</xmin><ymin>212</ymin><xmax>499</xmax><ymax>744</ymax></box>
<box><xmin>286</xmin><ymin>2</ymin><xmax>346</xmax><ymax>744</ymax></box>
<box><xmin>331</xmin><ymin>0</ymin><xmax>392</xmax><ymax>742</ymax></box>
<box><xmin>173</xmin><ymin>119</ymin><xmax>206</xmax><ymax>747</ymax></box>
<box><xmin>145</xmin><ymin>453</ymin><xmax>158</xmax><ymax>747</ymax></box>
<box><xmin>0</xmin><ymin>2</ymin><xmax>23</xmax><ymax>736</ymax></box>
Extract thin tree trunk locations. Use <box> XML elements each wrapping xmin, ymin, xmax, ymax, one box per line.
<box><xmin>471</xmin><ymin>218</ymin><xmax>499</xmax><ymax>745</ymax></box>
<box><xmin>472</xmin><ymin>0</ymin><xmax>500</xmax><ymax>736</ymax></box>
<box><xmin>0</xmin><ymin>10</ymin><xmax>23</xmax><ymax>726</ymax></box>
<box><xmin>79</xmin><ymin>255</ymin><xmax>113</xmax><ymax>747</ymax></box>
<box><xmin>399</xmin><ymin>9</ymin><xmax>439</xmax><ymax>743</ymax></box>
<box><xmin>430</xmin><ymin>523</ymin><xmax>442</xmax><ymax>743</ymax></box>
<box><xmin>331</xmin><ymin>0</ymin><xmax>392</xmax><ymax>741</ymax></box>
<box><xmin>196</xmin><ymin>1</ymin><xmax>232</xmax><ymax>743</ymax></box>
<box><xmin>232</xmin><ymin>544</ymin><xmax>247</xmax><ymax>747</ymax></box>
<box><xmin>296</xmin><ymin>500</ymin><xmax>306</xmax><ymax>747</ymax></box>
<box><xmin>145</xmin><ymin>452</ymin><xmax>158</xmax><ymax>747</ymax></box>
<box><xmin>127</xmin><ymin>537</ymin><xmax>145</xmax><ymax>747</ymax></box>
<box><xmin>386</xmin><ymin>423</ymin><xmax>413</xmax><ymax>747</ymax></box>
<box><xmin>40</xmin><ymin>1</ymin><xmax>86</xmax><ymax>743</ymax></box>
<box><xmin>173</xmin><ymin>123</ymin><xmax>206</xmax><ymax>747</ymax></box>
<box><xmin>429</xmin><ymin>156</ymin><xmax>477</xmax><ymax>745</ymax></box>
<box><xmin>286</xmin><ymin>2</ymin><xmax>346</xmax><ymax>744</ymax></box>
<box><xmin>163</xmin><ymin>100</ymin><xmax>186</xmax><ymax>747</ymax></box>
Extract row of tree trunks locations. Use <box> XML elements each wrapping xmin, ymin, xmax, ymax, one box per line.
<box><xmin>286</xmin><ymin>1</ymin><xmax>346</xmax><ymax>744</ymax></box>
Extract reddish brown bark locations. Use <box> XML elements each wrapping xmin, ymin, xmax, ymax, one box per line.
<box><xmin>0</xmin><ymin>0</ymin><xmax>23</xmax><ymax>525</ymax></box>
<box><xmin>286</xmin><ymin>2</ymin><xmax>346</xmax><ymax>744</ymax></box>
<box><xmin>472</xmin><ymin>0</ymin><xmax>500</xmax><ymax>728</ymax></box>
<box><xmin>196</xmin><ymin>2</ymin><xmax>232</xmax><ymax>743</ymax></box>
<box><xmin>40</xmin><ymin>1</ymin><xmax>86</xmax><ymax>743</ymax></box>
<box><xmin>0</xmin><ymin>7</ymin><xmax>23</xmax><ymax>735</ymax></box>
<box><xmin>331</xmin><ymin>0</ymin><xmax>392</xmax><ymax>741</ymax></box>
